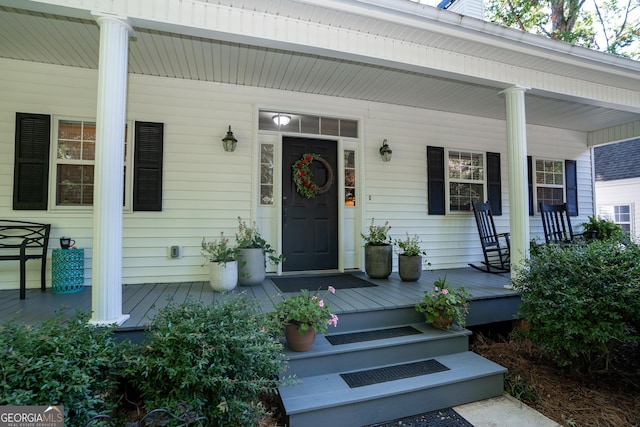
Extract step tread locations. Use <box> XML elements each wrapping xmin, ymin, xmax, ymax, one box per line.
<box><xmin>283</xmin><ymin>322</ymin><xmax>471</xmax><ymax>360</ymax></box>
<box><xmin>279</xmin><ymin>351</ymin><xmax>506</xmax><ymax>414</ymax></box>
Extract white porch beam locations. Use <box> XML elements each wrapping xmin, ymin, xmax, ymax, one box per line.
<box><xmin>502</xmin><ymin>86</ymin><xmax>530</xmax><ymax>278</ymax></box>
<box><xmin>89</xmin><ymin>13</ymin><xmax>132</xmax><ymax>326</ymax></box>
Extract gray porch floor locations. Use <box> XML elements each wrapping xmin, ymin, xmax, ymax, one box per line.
<box><xmin>0</xmin><ymin>268</ymin><xmax>517</xmax><ymax>332</ymax></box>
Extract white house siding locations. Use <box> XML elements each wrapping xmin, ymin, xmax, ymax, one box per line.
<box><xmin>596</xmin><ymin>177</ymin><xmax>640</xmax><ymax>240</ymax></box>
<box><xmin>0</xmin><ymin>58</ymin><xmax>593</xmax><ymax>290</ymax></box>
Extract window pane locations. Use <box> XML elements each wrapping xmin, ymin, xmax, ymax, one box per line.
<box><xmin>260</xmin><ymin>143</ymin><xmax>274</xmax><ymax>205</ymax></box>
<box><xmin>57</xmin><ymin>140</ymin><xmax>81</xmax><ymax>159</ymax></box>
<box><xmin>261</xmin><ymin>144</ymin><xmax>274</xmax><ymax>164</ymax></box>
<box><xmin>535</xmin><ymin>159</ymin><xmax>563</xmax><ymax>185</ymax></box>
<box><xmin>320</xmin><ymin>118</ymin><xmax>339</xmax><ymax>136</ymax></box>
<box><xmin>449</xmin><ymin>182</ymin><xmax>482</xmax><ymax>211</ymax></box>
<box><xmin>56</xmin><ymin>164</ymin><xmax>94</xmax><ymax>205</ymax></box>
<box><xmin>300</xmin><ymin>116</ymin><xmax>320</xmax><ymax>134</ymax></box>
<box><xmin>536</xmin><ymin>187</ymin><xmax>563</xmax><ymax>207</ymax></box>
<box><xmin>260</xmin><ymin>185</ymin><xmax>274</xmax><ymax>205</ymax></box>
<box><xmin>260</xmin><ymin>164</ymin><xmax>273</xmax><ymax>184</ymax></box>
<box><xmin>59</xmin><ymin>121</ymin><xmax>82</xmax><ymax>140</ymax></box>
<box><xmin>340</xmin><ymin>120</ymin><xmax>358</xmax><ymax>138</ymax></box>
<box><xmin>614</xmin><ymin>205</ymin><xmax>631</xmax><ymax>222</ymax></box>
<box><xmin>344</xmin><ymin>150</ymin><xmax>355</xmax><ymax>168</ymax></box>
<box><xmin>344</xmin><ymin>149</ymin><xmax>356</xmax><ymax>206</ymax></box>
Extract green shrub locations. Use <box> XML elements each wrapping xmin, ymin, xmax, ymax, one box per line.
<box><xmin>512</xmin><ymin>240</ymin><xmax>640</xmax><ymax>374</ymax></box>
<box><xmin>125</xmin><ymin>294</ymin><xmax>286</xmax><ymax>426</ymax></box>
<box><xmin>0</xmin><ymin>312</ymin><xmax>129</xmax><ymax>425</ymax></box>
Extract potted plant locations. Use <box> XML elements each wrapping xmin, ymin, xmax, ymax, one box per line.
<box><xmin>394</xmin><ymin>233</ymin><xmax>428</xmax><ymax>282</ymax></box>
<box><xmin>267</xmin><ymin>286</ymin><xmax>339</xmax><ymax>352</ymax></box>
<box><xmin>361</xmin><ymin>218</ymin><xmax>392</xmax><ymax>279</ymax></box>
<box><xmin>201</xmin><ymin>232</ymin><xmax>237</xmax><ymax>292</ymax></box>
<box><xmin>415</xmin><ymin>277</ymin><xmax>472</xmax><ymax>330</ymax></box>
<box><xmin>235</xmin><ymin>217</ymin><xmax>285</xmax><ymax>286</ymax></box>
<box><xmin>236</xmin><ymin>217</ymin><xmax>285</xmax><ymax>286</ymax></box>
<box><xmin>580</xmin><ymin>215</ymin><xmax>626</xmax><ymax>241</ymax></box>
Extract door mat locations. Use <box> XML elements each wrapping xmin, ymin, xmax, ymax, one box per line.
<box><xmin>363</xmin><ymin>407</ymin><xmax>474</xmax><ymax>427</ymax></box>
<box><xmin>340</xmin><ymin>359</ymin><xmax>449</xmax><ymax>388</ymax></box>
<box><xmin>271</xmin><ymin>274</ymin><xmax>376</xmax><ymax>293</ymax></box>
<box><xmin>326</xmin><ymin>326</ymin><xmax>422</xmax><ymax>346</ymax></box>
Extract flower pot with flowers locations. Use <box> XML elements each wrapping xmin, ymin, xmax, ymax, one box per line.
<box><xmin>415</xmin><ymin>277</ymin><xmax>472</xmax><ymax>330</ymax></box>
<box><xmin>361</xmin><ymin>218</ymin><xmax>392</xmax><ymax>279</ymax></box>
<box><xmin>201</xmin><ymin>232</ymin><xmax>238</xmax><ymax>292</ymax></box>
<box><xmin>235</xmin><ymin>217</ymin><xmax>285</xmax><ymax>286</ymax></box>
<box><xmin>394</xmin><ymin>233</ymin><xmax>429</xmax><ymax>282</ymax></box>
<box><xmin>267</xmin><ymin>286</ymin><xmax>339</xmax><ymax>352</ymax></box>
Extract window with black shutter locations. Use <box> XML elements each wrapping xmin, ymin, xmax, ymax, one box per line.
<box><xmin>427</xmin><ymin>146</ymin><xmax>501</xmax><ymax>215</ymax></box>
<box><xmin>528</xmin><ymin>157</ymin><xmax>578</xmax><ymax>216</ymax></box>
<box><xmin>13</xmin><ymin>113</ymin><xmax>51</xmax><ymax>210</ymax></box>
<box><xmin>133</xmin><ymin>121</ymin><xmax>164</xmax><ymax>211</ymax></box>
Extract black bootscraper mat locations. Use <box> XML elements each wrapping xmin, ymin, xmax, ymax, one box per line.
<box><xmin>340</xmin><ymin>359</ymin><xmax>449</xmax><ymax>388</ymax></box>
<box><xmin>326</xmin><ymin>326</ymin><xmax>422</xmax><ymax>345</ymax></box>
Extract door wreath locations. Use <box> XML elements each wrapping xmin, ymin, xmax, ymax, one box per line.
<box><xmin>292</xmin><ymin>153</ymin><xmax>334</xmax><ymax>198</ymax></box>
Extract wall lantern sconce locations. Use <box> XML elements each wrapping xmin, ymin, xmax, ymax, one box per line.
<box><xmin>272</xmin><ymin>114</ymin><xmax>291</xmax><ymax>126</ymax></box>
<box><xmin>221</xmin><ymin>126</ymin><xmax>238</xmax><ymax>152</ymax></box>
<box><xmin>379</xmin><ymin>139</ymin><xmax>392</xmax><ymax>162</ymax></box>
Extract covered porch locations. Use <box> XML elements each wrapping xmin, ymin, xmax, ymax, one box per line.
<box><xmin>0</xmin><ymin>267</ymin><xmax>517</xmax><ymax>337</ymax></box>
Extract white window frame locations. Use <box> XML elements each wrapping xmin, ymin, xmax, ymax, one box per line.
<box><xmin>445</xmin><ymin>149</ymin><xmax>486</xmax><ymax>213</ymax></box>
<box><xmin>533</xmin><ymin>157</ymin><xmax>565</xmax><ymax>212</ymax></box>
<box><xmin>49</xmin><ymin>116</ymin><xmax>133</xmax><ymax>211</ymax></box>
<box><xmin>599</xmin><ymin>204</ymin><xmax>633</xmax><ymax>235</ymax></box>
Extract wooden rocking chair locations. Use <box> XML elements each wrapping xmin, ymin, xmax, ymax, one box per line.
<box><xmin>539</xmin><ymin>203</ymin><xmax>581</xmax><ymax>244</ymax></box>
<box><xmin>469</xmin><ymin>201</ymin><xmax>510</xmax><ymax>273</ymax></box>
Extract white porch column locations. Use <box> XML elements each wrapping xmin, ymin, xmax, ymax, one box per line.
<box><xmin>90</xmin><ymin>14</ymin><xmax>132</xmax><ymax>326</ymax></box>
<box><xmin>502</xmin><ymin>86</ymin><xmax>530</xmax><ymax>277</ymax></box>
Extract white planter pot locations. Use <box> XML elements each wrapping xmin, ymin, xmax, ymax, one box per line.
<box><xmin>209</xmin><ymin>261</ymin><xmax>238</xmax><ymax>292</ymax></box>
<box><xmin>237</xmin><ymin>248</ymin><xmax>266</xmax><ymax>286</ymax></box>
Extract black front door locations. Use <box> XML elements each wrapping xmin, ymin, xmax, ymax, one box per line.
<box><xmin>282</xmin><ymin>137</ymin><xmax>338</xmax><ymax>272</ymax></box>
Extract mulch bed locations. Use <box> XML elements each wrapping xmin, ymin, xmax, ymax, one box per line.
<box><xmin>471</xmin><ymin>333</ymin><xmax>640</xmax><ymax>427</ymax></box>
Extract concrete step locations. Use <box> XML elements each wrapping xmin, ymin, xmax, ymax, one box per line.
<box><xmin>280</xmin><ymin>351</ymin><xmax>507</xmax><ymax>427</ymax></box>
<box><xmin>284</xmin><ymin>323</ymin><xmax>472</xmax><ymax>377</ymax></box>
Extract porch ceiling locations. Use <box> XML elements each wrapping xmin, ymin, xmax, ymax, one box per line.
<box><xmin>0</xmin><ymin>4</ymin><xmax>638</xmax><ymax>134</ymax></box>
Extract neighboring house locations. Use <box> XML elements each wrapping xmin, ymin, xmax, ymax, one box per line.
<box><xmin>0</xmin><ymin>0</ymin><xmax>639</xmax><ymax>324</ymax></box>
<box><xmin>594</xmin><ymin>138</ymin><xmax>640</xmax><ymax>240</ymax></box>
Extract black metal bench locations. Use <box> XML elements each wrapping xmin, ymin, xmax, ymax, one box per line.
<box><xmin>0</xmin><ymin>220</ymin><xmax>51</xmax><ymax>299</ymax></box>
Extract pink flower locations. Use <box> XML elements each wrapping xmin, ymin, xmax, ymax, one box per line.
<box><xmin>318</xmin><ymin>300</ymin><xmax>324</xmax><ymax>307</ymax></box>
<box><xmin>434</xmin><ymin>287</ymin><xmax>439</xmax><ymax>292</ymax></box>
<box><xmin>442</xmin><ymin>289</ymin><xmax>449</xmax><ymax>295</ymax></box>
<box><xmin>312</xmin><ymin>296</ymin><xmax>317</xmax><ymax>300</ymax></box>
<box><xmin>328</xmin><ymin>314</ymin><xmax>339</xmax><ymax>327</ymax></box>
<box><xmin>328</xmin><ymin>286</ymin><xmax>336</xmax><ymax>294</ymax></box>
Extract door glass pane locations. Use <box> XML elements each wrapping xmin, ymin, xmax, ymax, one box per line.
<box><xmin>344</xmin><ymin>150</ymin><xmax>356</xmax><ymax>206</ymax></box>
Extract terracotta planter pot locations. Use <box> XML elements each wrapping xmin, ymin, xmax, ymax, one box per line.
<box><xmin>208</xmin><ymin>261</ymin><xmax>238</xmax><ymax>292</ymax></box>
<box><xmin>237</xmin><ymin>248</ymin><xmax>266</xmax><ymax>286</ymax></box>
<box><xmin>398</xmin><ymin>254</ymin><xmax>422</xmax><ymax>282</ymax></box>
<box><xmin>284</xmin><ymin>324</ymin><xmax>316</xmax><ymax>352</ymax></box>
<box><xmin>432</xmin><ymin>315</ymin><xmax>454</xmax><ymax>330</ymax></box>
<box><xmin>364</xmin><ymin>244</ymin><xmax>392</xmax><ymax>279</ymax></box>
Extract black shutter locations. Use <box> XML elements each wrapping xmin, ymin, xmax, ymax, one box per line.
<box><xmin>486</xmin><ymin>152</ymin><xmax>502</xmax><ymax>215</ymax></box>
<box><xmin>134</xmin><ymin>121</ymin><xmax>164</xmax><ymax>211</ymax></box>
<box><xmin>13</xmin><ymin>113</ymin><xmax>50</xmax><ymax>210</ymax></box>
<box><xmin>565</xmin><ymin>159</ymin><xmax>578</xmax><ymax>216</ymax></box>
<box><xmin>527</xmin><ymin>156</ymin><xmax>534</xmax><ymax>216</ymax></box>
<box><xmin>427</xmin><ymin>146</ymin><xmax>445</xmax><ymax>215</ymax></box>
